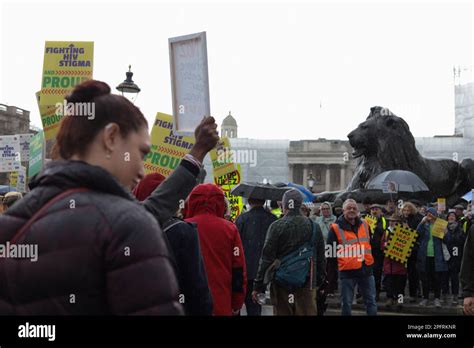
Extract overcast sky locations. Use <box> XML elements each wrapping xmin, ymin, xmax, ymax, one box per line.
<box><xmin>1</xmin><ymin>0</ymin><xmax>473</xmax><ymax>140</ymax></box>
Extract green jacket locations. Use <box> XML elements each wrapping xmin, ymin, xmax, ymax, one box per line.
<box><xmin>460</xmin><ymin>225</ymin><xmax>474</xmax><ymax>298</ymax></box>
<box><xmin>253</xmin><ymin>210</ymin><xmax>326</xmax><ymax>292</ymax></box>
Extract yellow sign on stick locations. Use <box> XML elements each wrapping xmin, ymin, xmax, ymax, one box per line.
<box><xmin>40</xmin><ymin>41</ymin><xmax>94</xmax><ymax>140</ymax></box>
<box><xmin>384</xmin><ymin>224</ymin><xmax>418</xmax><ymax>264</ymax></box>
<box><xmin>431</xmin><ymin>217</ymin><xmax>448</xmax><ymax>239</ymax></box>
<box><xmin>214</xmin><ymin>164</ymin><xmax>243</xmax><ymax>222</ymax></box>
<box><xmin>364</xmin><ymin>215</ymin><xmax>377</xmax><ymax>232</ymax></box>
<box><xmin>210</xmin><ymin>137</ymin><xmax>237</xmax><ymax>178</ymax></box>
<box><xmin>144</xmin><ymin>112</ymin><xmax>195</xmax><ymax>177</ymax></box>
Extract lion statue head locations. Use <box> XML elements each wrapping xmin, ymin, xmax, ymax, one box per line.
<box><xmin>348</xmin><ymin>106</ymin><xmax>426</xmax><ymax>173</ymax></box>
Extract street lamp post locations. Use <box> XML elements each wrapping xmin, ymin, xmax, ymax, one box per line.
<box><xmin>307</xmin><ymin>171</ymin><xmax>315</xmax><ymax>192</ymax></box>
<box><xmin>116</xmin><ymin>65</ymin><xmax>141</xmax><ymax>103</ymax></box>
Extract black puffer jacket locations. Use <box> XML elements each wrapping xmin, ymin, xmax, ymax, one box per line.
<box><xmin>0</xmin><ymin>160</ymin><xmax>194</xmax><ymax>315</ymax></box>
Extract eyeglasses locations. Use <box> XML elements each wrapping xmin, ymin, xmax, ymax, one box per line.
<box><xmin>321</xmin><ymin>208</ymin><xmax>330</xmax><ymax>210</ymax></box>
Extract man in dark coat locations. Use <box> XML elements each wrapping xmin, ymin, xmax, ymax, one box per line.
<box><xmin>235</xmin><ymin>198</ymin><xmax>277</xmax><ymax>315</ymax></box>
<box><xmin>253</xmin><ymin>189</ymin><xmax>326</xmax><ymax>316</ymax></box>
<box><xmin>133</xmin><ymin>173</ymin><xmax>213</xmax><ymax>316</ymax></box>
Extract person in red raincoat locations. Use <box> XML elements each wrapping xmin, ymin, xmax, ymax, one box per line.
<box><xmin>381</xmin><ymin>214</ymin><xmax>408</xmax><ymax>310</ymax></box>
<box><xmin>185</xmin><ymin>183</ymin><xmax>247</xmax><ymax>316</ymax></box>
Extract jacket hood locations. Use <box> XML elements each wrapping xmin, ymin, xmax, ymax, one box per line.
<box><xmin>132</xmin><ymin>173</ymin><xmax>166</xmax><ymax>202</ymax></box>
<box><xmin>29</xmin><ymin>160</ymin><xmax>133</xmax><ymax>201</ymax></box>
<box><xmin>186</xmin><ymin>183</ymin><xmax>225</xmax><ymax>218</ymax></box>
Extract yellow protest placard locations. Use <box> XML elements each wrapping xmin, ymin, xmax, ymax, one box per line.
<box><xmin>210</xmin><ymin>137</ymin><xmax>237</xmax><ymax>178</ymax></box>
<box><xmin>40</xmin><ymin>41</ymin><xmax>94</xmax><ymax>140</ymax></box>
<box><xmin>9</xmin><ymin>171</ymin><xmax>18</xmax><ymax>187</ymax></box>
<box><xmin>144</xmin><ymin>112</ymin><xmax>195</xmax><ymax>177</ymax></box>
<box><xmin>214</xmin><ymin>164</ymin><xmax>243</xmax><ymax>221</ymax></box>
<box><xmin>437</xmin><ymin>198</ymin><xmax>446</xmax><ymax>213</ymax></box>
<box><xmin>431</xmin><ymin>217</ymin><xmax>448</xmax><ymax>239</ymax></box>
<box><xmin>384</xmin><ymin>224</ymin><xmax>418</xmax><ymax>264</ymax></box>
<box><xmin>364</xmin><ymin>215</ymin><xmax>377</xmax><ymax>232</ymax></box>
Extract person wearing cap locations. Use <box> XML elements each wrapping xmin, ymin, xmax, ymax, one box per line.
<box><xmin>332</xmin><ymin>198</ymin><xmax>343</xmax><ymax>218</ymax></box>
<box><xmin>416</xmin><ymin>208</ymin><xmax>449</xmax><ymax>307</ymax></box>
<box><xmin>252</xmin><ymin>189</ymin><xmax>326</xmax><ymax>315</ymax></box>
<box><xmin>361</xmin><ymin>197</ymin><xmax>372</xmax><ymax>218</ymax></box>
<box><xmin>381</xmin><ymin>214</ymin><xmax>407</xmax><ymax>309</ymax></box>
<box><xmin>369</xmin><ymin>203</ymin><xmax>388</xmax><ymax>302</ymax></box>
<box><xmin>453</xmin><ymin>204</ymin><xmax>471</xmax><ymax>234</ymax></box>
<box><xmin>327</xmin><ymin>199</ymin><xmax>377</xmax><ymax>316</ymax></box>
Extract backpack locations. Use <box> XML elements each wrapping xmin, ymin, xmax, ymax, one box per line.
<box><xmin>274</xmin><ymin>219</ymin><xmax>317</xmax><ymax>290</ymax></box>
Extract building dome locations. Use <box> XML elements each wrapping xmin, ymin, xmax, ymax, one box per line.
<box><xmin>221</xmin><ymin>111</ymin><xmax>238</xmax><ymax>138</ymax></box>
<box><xmin>222</xmin><ymin>111</ymin><xmax>237</xmax><ymax>127</ymax></box>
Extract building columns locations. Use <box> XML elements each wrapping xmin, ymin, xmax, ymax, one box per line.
<box><xmin>340</xmin><ymin>165</ymin><xmax>346</xmax><ymax>190</ymax></box>
<box><xmin>289</xmin><ymin>164</ymin><xmax>294</xmax><ymax>182</ymax></box>
<box><xmin>325</xmin><ymin>165</ymin><xmax>331</xmax><ymax>191</ymax></box>
<box><xmin>303</xmin><ymin>165</ymin><xmax>308</xmax><ymax>187</ymax></box>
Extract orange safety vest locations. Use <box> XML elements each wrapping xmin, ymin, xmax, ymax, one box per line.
<box><xmin>331</xmin><ymin>221</ymin><xmax>374</xmax><ymax>271</ymax></box>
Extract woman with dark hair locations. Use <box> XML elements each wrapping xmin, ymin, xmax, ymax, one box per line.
<box><xmin>0</xmin><ymin>80</ymin><xmax>219</xmax><ymax>315</ymax></box>
<box><xmin>443</xmin><ymin>211</ymin><xmax>466</xmax><ymax>305</ymax></box>
<box><xmin>401</xmin><ymin>201</ymin><xmax>423</xmax><ymax>303</ymax></box>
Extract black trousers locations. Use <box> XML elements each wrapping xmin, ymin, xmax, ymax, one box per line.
<box><xmin>326</xmin><ymin>258</ymin><xmax>338</xmax><ymax>294</ymax></box>
<box><xmin>373</xmin><ymin>252</ymin><xmax>384</xmax><ymax>295</ymax></box>
<box><xmin>442</xmin><ymin>269</ymin><xmax>460</xmax><ymax>296</ymax></box>
<box><xmin>407</xmin><ymin>252</ymin><xmax>419</xmax><ymax>297</ymax></box>
<box><xmin>420</xmin><ymin>257</ymin><xmax>442</xmax><ymax>300</ymax></box>
<box><xmin>385</xmin><ymin>274</ymin><xmax>407</xmax><ymax>300</ymax></box>
<box><xmin>245</xmin><ymin>280</ymin><xmax>262</xmax><ymax>316</ymax></box>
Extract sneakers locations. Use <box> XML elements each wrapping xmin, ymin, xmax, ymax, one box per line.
<box><xmin>434</xmin><ymin>298</ymin><xmax>442</xmax><ymax>308</ymax></box>
<box><xmin>419</xmin><ymin>299</ymin><xmax>428</xmax><ymax>307</ymax></box>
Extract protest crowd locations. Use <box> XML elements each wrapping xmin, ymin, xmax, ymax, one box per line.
<box><xmin>0</xmin><ymin>80</ymin><xmax>473</xmax><ymax>317</ymax></box>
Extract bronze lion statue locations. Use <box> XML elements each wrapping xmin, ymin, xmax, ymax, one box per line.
<box><xmin>317</xmin><ymin>106</ymin><xmax>474</xmax><ymax>206</ymax></box>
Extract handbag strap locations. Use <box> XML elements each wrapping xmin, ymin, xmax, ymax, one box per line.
<box><xmin>11</xmin><ymin>187</ymin><xmax>90</xmax><ymax>244</ymax></box>
<box><xmin>308</xmin><ymin>217</ymin><xmax>318</xmax><ymax>245</ymax></box>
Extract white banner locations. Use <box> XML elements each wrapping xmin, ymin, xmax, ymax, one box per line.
<box><xmin>16</xmin><ymin>166</ymin><xmax>27</xmax><ymax>192</ymax></box>
<box><xmin>0</xmin><ymin>135</ymin><xmax>21</xmax><ymax>173</ymax></box>
<box><xmin>19</xmin><ymin>134</ymin><xmax>34</xmax><ymax>162</ymax></box>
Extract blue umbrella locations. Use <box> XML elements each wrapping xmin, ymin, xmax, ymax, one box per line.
<box><xmin>461</xmin><ymin>191</ymin><xmax>472</xmax><ymax>202</ymax></box>
<box><xmin>286</xmin><ymin>182</ymin><xmax>316</xmax><ymax>203</ymax></box>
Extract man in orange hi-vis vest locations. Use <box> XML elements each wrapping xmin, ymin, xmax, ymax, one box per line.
<box><xmin>326</xmin><ymin>199</ymin><xmax>377</xmax><ymax>316</ymax></box>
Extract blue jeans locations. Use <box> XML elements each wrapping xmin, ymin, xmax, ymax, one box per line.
<box><xmin>340</xmin><ymin>276</ymin><xmax>377</xmax><ymax>316</ymax></box>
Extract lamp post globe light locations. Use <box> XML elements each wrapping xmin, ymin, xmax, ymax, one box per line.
<box><xmin>116</xmin><ymin>65</ymin><xmax>141</xmax><ymax>103</ymax></box>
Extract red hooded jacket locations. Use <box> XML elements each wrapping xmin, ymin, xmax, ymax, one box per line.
<box><xmin>185</xmin><ymin>184</ymin><xmax>247</xmax><ymax>316</ymax></box>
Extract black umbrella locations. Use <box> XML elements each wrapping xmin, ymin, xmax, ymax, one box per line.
<box><xmin>230</xmin><ymin>182</ymin><xmax>291</xmax><ymax>201</ymax></box>
<box><xmin>365</xmin><ymin>170</ymin><xmax>429</xmax><ymax>193</ymax></box>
